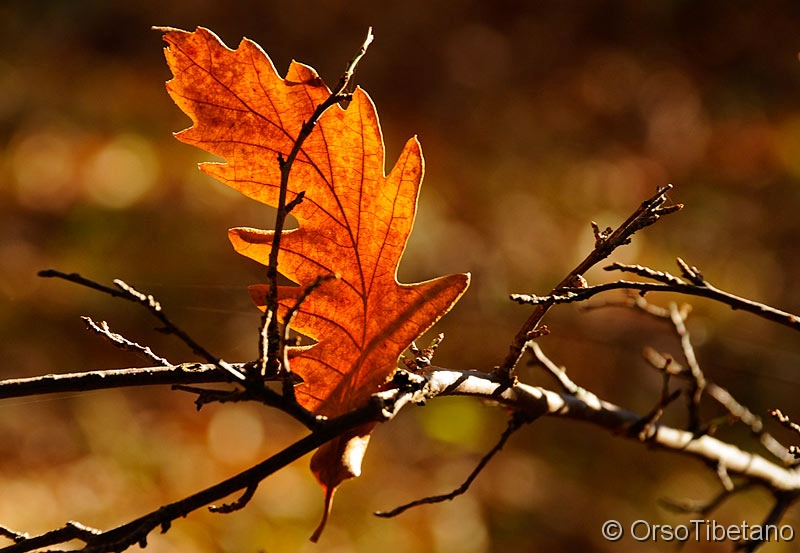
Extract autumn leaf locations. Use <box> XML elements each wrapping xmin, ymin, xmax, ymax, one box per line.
<box><xmin>160</xmin><ymin>27</ymin><xmax>470</xmax><ymax>538</ymax></box>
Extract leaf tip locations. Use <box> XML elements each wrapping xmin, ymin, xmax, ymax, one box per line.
<box><xmin>309</xmin><ymin>485</ymin><xmax>336</xmax><ymax>543</ymax></box>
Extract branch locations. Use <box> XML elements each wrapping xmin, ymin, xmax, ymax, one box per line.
<box><xmin>0</xmin><ymin>364</ymin><xmax>232</xmax><ymax>400</ymax></box>
<box><xmin>417</xmin><ymin>368</ymin><xmax>800</xmax><ymax>493</ymax></box>
<box><xmin>1</xmin><ymin>378</ymin><xmax>414</xmax><ymax>553</ymax></box>
<box><xmin>3</xmin><ymin>362</ymin><xmax>798</xmax><ymax>495</ymax></box>
<box><xmin>512</xmin><ymin>259</ymin><xmax>800</xmax><ymax>332</ymax></box>
<box><xmin>4</xmin><ymin>362</ymin><xmax>800</xmax><ymax>550</ymax></box>
<box><xmin>496</xmin><ymin>185</ymin><xmax>682</xmax><ymax>379</ymax></box>
<box><xmin>0</xmin><ymin>364</ymin><xmax>316</xmax><ymax>427</ymax></box>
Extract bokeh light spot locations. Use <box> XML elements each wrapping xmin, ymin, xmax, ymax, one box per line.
<box><xmin>206</xmin><ymin>404</ymin><xmax>265</xmax><ymax>466</ymax></box>
<box><xmin>418</xmin><ymin>397</ymin><xmax>486</xmax><ymax>449</ymax></box>
<box><xmin>82</xmin><ymin>133</ymin><xmax>158</xmax><ymax>209</ymax></box>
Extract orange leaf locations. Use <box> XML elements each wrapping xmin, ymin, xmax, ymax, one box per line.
<box><xmin>161</xmin><ymin>27</ymin><xmax>469</xmax><ymax>537</ymax></box>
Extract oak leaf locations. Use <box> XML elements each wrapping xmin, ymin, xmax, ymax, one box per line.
<box><xmin>160</xmin><ymin>27</ymin><xmax>470</xmax><ymax>538</ymax></box>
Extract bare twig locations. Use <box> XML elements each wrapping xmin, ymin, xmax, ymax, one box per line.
<box><xmin>260</xmin><ymin>28</ymin><xmax>374</xmax><ymax>392</ymax></box>
<box><xmin>513</xmin><ymin>260</ymin><xmax>800</xmax><ymax>332</ymax></box>
<box><xmin>278</xmin><ymin>273</ymin><xmax>338</xmax><ymax>400</ymax></box>
<box><xmin>38</xmin><ymin>270</ymin><xmax>245</xmax><ymax>381</ymax></box>
<box><xmin>629</xmin><ymin>374</ymin><xmax>682</xmax><ymax>441</ymax></box>
<box><xmin>528</xmin><ymin>341</ymin><xmax>582</xmax><ymax>396</ymax></box>
<box><xmin>497</xmin><ymin>185</ymin><xmax>681</xmax><ymax>380</ymax></box>
<box><xmin>769</xmin><ymin>409</ymin><xmax>800</xmax><ymax>460</ymax></box>
<box><xmin>81</xmin><ymin>316</ymin><xmax>171</xmax><ymax>366</ymax></box>
<box><xmin>660</xmin><ymin>482</ymin><xmax>755</xmax><ymax>515</ymax></box>
<box><xmin>0</xmin><ymin>521</ymin><xmax>102</xmax><ymax>553</ymax></box>
<box><xmin>208</xmin><ymin>485</ymin><xmax>257</xmax><ymax>514</ymax></box>
<box><xmin>174</xmin><ymin>382</ymin><xmax>321</xmax><ymax>429</ymax></box>
<box><xmin>710</xmin><ymin>387</ymin><xmax>792</xmax><ymax>463</ymax></box>
<box><xmin>0</xmin><ymin>363</ymin><xmax>232</xmax><ymax>400</ymax></box>
<box><xmin>403</xmin><ymin>333</ymin><xmax>446</xmax><ymax>372</ymax></box>
<box><xmin>0</xmin><ymin>364</ymin><xmax>321</xmax><ymax>429</ymax></box>
<box><xmin>667</xmin><ymin>302</ymin><xmax>706</xmax><ymax>433</ymax></box>
<box><xmin>375</xmin><ymin>411</ymin><xmax>529</xmax><ymax>518</ymax></box>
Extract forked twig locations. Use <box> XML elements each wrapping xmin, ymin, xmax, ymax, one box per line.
<box><xmin>666</xmin><ymin>302</ymin><xmax>705</xmax><ymax>433</ymax></box>
<box><xmin>260</xmin><ymin>28</ymin><xmax>375</xmax><ymax>394</ymax></box>
<box><xmin>37</xmin><ymin>270</ymin><xmax>245</xmax><ymax>381</ymax></box>
<box><xmin>634</xmin><ymin>297</ymin><xmax>794</xmax><ymax>462</ymax></box>
<box><xmin>497</xmin><ymin>185</ymin><xmax>681</xmax><ymax>380</ymax></box>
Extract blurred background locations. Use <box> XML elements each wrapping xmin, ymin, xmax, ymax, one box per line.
<box><xmin>3</xmin><ymin>1</ymin><xmax>800</xmax><ymax>551</ymax></box>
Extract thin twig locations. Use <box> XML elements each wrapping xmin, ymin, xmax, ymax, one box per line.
<box><xmin>710</xmin><ymin>386</ymin><xmax>793</xmax><ymax>463</ymax></box>
<box><xmin>81</xmin><ymin>316</ymin><xmax>171</xmax><ymax>366</ymax></box>
<box><xmin>38</xmin><ymin>270</ymin><xmax>245</xmax><ymax>381</ymax></box>
<box><xmin>278</xmin><ymin>273</ymin><xmax>338</xmax><ymax>400</ymax></box>
<box><xmin>629</xmin><ymin>369</ymin><xmax>682</xmax><ymax>441</ymax></box>
<box><xmin>497</xmin><ymin>185</ymin><xmax>681</xmax><ymax>380</ymax></box>
<box><xmin>667</xmin><ymin>302</ymin><xmax>705</xmax><ymax>433</ymax></box>
<box><xmin>259</xmin><ymin>27</ymin><xmax>374</xmax><ymax>396</ymax></box>
<box><xmin>660</xmin><ymin>482</ymin><xmax>754</xmax><ymax>515</ymax></box>
<box><xmin>0</xmin><ymin>364</ymin><xmax>319</xmax><ymax>428</ymax></box>
<box><xmin>208</xmin><ymin>485</ymin><xmax>257</xmax><ymax>514</ymax></box>
<box><xmin>770</xmin><ymin>409</ymin><xmax>800</xmax><ymax>460</ymax></box>
<box><xmin>375</xmin><ymin>411</ymin><xmax>529</xmax><ymax>518</ymax></box>
<box><xmin>0</xmin><ymin>527</ymin><xmax>26</xmax><ymax>544</ymax></box>
<box><xmin>528</xmin><ymin>341</ymin><xmax>578</xmax><ymax>394</ymax></box>
<box><xmin>513</xmin><ymin>270</ymin><xmax>800</xmax><ymax>332</ymax></box>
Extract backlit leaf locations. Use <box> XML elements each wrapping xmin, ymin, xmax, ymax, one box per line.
<box><xmin>161</xmin><ymin>27</ymin><xmax>470</xmax><ymax>538</ymax></box>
